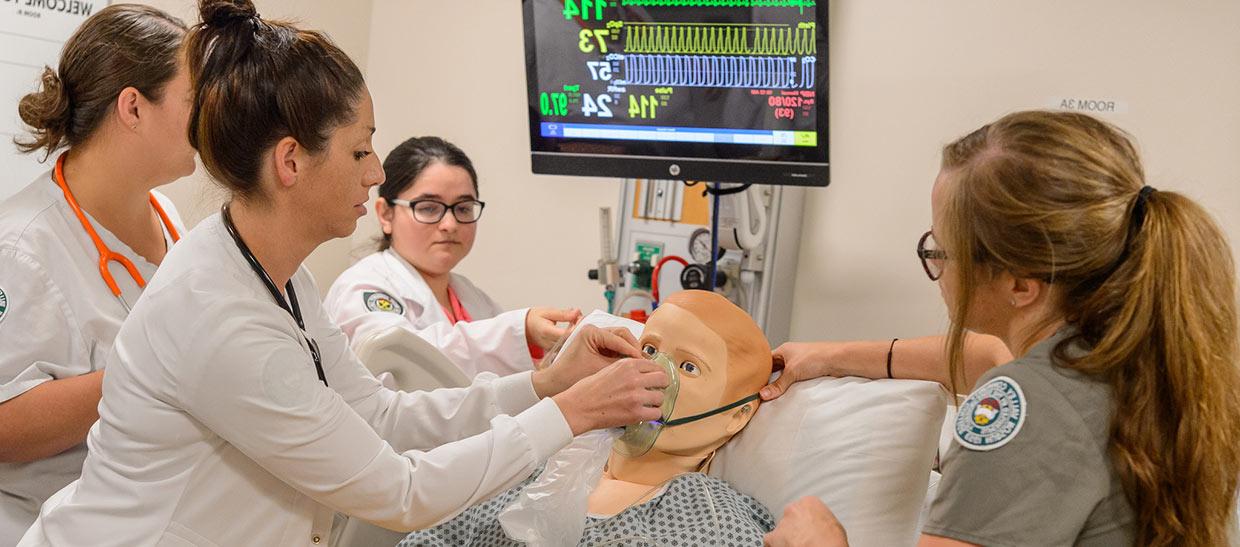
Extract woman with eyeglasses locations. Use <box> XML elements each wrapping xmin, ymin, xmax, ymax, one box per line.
<box><xmin>761</xmin><ymin>229</ymin><xmax>1014</xmax><ymax>402</ymax></box>
<box><xmin>325</xmin><ymin>136</ymin><xmax>581</xmax><ymax>377</ymax></box>
<box><xmin>761</xmin><ymin>111</ymin><xmax>1239</xmax><ymax>546</ymax></box>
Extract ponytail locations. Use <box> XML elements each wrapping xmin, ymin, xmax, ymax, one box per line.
<box><xmin>13</xmin><ymin>5</ymin><xmax>185</xmax><ymax>160</ymax></box>
<box><xmin>15</xmin><ymin>68</ymin><xmax>73</xmax><ymax>159</ymax></box>
<box><xmin>1065</xmin><ymin>190</ymin><xmax>1239</xmax><ymax>545</ymax></box>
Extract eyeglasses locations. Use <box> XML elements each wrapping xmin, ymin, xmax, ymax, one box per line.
<box><xmin>387</xmin><ymin>198</ymin><xmax>486</xmax><ymax>224</ymax></box>
<box><xmin>917</xmin><ymin>230</ymin><xmax>948</xmax><ymax>281</ymax></box>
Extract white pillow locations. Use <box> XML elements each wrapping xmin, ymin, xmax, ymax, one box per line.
<box><xmin>710</xmin><ymin>376</ymin><xmax>951</xmax><ymax>547</ymax></box>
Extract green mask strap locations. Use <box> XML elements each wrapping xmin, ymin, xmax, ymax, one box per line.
<box><xmin>657</xmin><ymin>393</ymin><xmax>761</xmax><ymax>427</ymax></box>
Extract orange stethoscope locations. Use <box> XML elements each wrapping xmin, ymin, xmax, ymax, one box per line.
<box><xmin>53</xmin><ymin>152</ymin><xmax>181</xmax><ymax>313</ymax></box>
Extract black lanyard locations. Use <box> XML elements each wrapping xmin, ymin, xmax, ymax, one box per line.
<box><xmin>221</xmin><ymin>204</ymin><xmax>327</xmax><ymax>387</ymax></box>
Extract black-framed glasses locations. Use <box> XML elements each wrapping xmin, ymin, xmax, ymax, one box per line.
<box><xmin>387</xmin><ymin>198</ymin><xmax>486</xmax><ymax>224</ymax></box>
<box><xmin>917</xmin><ymin>230</ymin><xmax>948</xmax><ymax>281</ymax></box>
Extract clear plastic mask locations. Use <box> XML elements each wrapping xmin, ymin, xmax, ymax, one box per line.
<box><xmin>614</xmin><ymin>351</ymin><xmax>761</xmax><ymax>458</ymax></box>
<box><xmin>614</xmin><ymin>352</ymin><xmax>680</xmax><ymax>457</ymax></box>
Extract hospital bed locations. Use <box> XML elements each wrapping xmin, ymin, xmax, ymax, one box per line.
<box><xmin>355</xmin><ymin>325</ymin><xmax>470</xmax><ymax>392</ymax></box>
<box><xmin>332</xmin><ymin>314</ymin><xmax>952</xmax><ymax>547</ymax></box>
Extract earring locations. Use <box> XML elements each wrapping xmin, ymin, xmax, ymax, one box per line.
<box><xmin>1010</xmin><ymin>298</ymin><xmax>1017</xmax><ymax>306</ymax></box>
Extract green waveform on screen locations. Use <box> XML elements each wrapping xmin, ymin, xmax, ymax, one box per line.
<box><xmin>624</xmin><ymin>23</ymin><xmax>815</xmax><ymax>55</ymax></box>
<box><xmin>620</xmin><ymin>0</ymin><xmax>815</xmax><ymax>13</ymax></box>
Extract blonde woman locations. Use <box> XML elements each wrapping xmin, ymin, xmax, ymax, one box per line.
<box><xmin>765</xmin><ymin>111</ymin><xmax>1239</xmax><ymax>546</ymax></box>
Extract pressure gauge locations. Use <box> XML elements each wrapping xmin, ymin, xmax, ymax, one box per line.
<box><xmin>688</xmin><ymin>228</ymin><xmax>720</xmax><ymax>264</ymax></box>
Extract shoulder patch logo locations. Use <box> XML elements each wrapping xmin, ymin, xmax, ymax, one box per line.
<box><xmin>954</xmin><ymin>375</ymin><xmax>1027</xmax><ymax>451</ymax></box>
<box><xmin>363</xmin><ymin>291</ymin><xmax>404</xmax><ymax>315</ymax></box>
<box><xmin>0</xmin><ymin>286</ymin><xmax>7</xmax><ymax>325</ymax></box>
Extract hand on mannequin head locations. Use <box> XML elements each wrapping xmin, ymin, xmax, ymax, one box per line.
<box><xmin>526</xmin><ymin>307</ymin><xmax>584</xmax><ymax>351</ymax></box>
<box><xmin>590</xmin><ymin>290</ymin><xmax>772</xmax><ymax>515</ymax></box>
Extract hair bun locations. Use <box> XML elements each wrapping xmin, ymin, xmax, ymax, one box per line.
<box><xmin>200</xmin><ymin>0</ymin><xmax>258</xmax><ymax>27</ymax></box>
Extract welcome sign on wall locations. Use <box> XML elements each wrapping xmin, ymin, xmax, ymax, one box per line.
<box><xmin>1</xmin><ymin>0</ymin><xmax>109</xmax><ymax>200</ymax></box>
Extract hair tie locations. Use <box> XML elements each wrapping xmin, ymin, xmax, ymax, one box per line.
<box><xmin>1093</xmin><ymin>185</ymin><xmax>1158</xmax><ymax>285</ymax></box>
<box><xmin>1130</xmin><ymin>185</ymin><xmax>1157</xmax><ymax>233</ymax></box>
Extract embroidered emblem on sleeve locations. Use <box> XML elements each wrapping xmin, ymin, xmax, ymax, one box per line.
<box><xmin>363</xmin><ymin>291</ymin><xmax>404</xmax><ymax>315</ymax></box>
<box><xmin>954</xmin><ymin>375</ymin><xmax>1027</xmax><ymax>451</ymax></box>
<box><xmin>0</xmin><ymin>286</ymin><xmax>7</xmax><ymax>325</ymax></box>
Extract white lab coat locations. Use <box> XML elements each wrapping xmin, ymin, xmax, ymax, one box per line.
<box><xmin>324</xmin><ymin>249</ymin><xmax>534</xmax><ymax>378</ymax></box>
<box><xmin>0</xmin><ymin>171</ymin><xmax>182</xmax><ymax>545</ymax></box>
<box><xmin>19</xmin><ymin>213</ymin><xmax>572</xmax><ymax>547</ymax></box>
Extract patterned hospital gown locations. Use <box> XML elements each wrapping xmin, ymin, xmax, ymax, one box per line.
<box><xmin>398</xmin><ymin>472</ymin><xmax>774</xmax><ymax>546</ymax></box>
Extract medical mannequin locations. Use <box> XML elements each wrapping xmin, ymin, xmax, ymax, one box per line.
<box><xmin>400</xmin><ymin>290</ymin><xmax>776</xmax><ymax>546</ymax></box>
<box><xmin>588</xmin><ymin>289</ymin><xmax>771</xmax><ymax>515</ymax></box>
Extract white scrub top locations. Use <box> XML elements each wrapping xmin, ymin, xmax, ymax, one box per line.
<box><xmin>0</xmin><ymin>171</ymin><xmax>182</xmax><ymax>544</ymax></box>
<box><xmin>324</xmin><ymin>249</ymin><xmax>534</xmax><ymax>377</ymax></box>
<box><xmin>20</xmin><ymin>213</ymin><xmax>572</xmax><ymax>547</ymax></box>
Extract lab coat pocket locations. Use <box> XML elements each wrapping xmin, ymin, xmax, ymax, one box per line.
<box><xmin>158</xmin><ymin>522</ymin><xmax>222</xmax><ymax>547</ymax></box>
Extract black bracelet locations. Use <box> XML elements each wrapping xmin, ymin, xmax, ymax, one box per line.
<box><xmin>886</xmin><ymin>338</ymin><xmax>899</xmax><ymax>379</ymax></box>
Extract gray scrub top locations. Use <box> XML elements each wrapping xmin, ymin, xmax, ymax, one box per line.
<box><xmin>923</xmin><ymin>328</ymin><xmax>1136</xmax><ymax>546</ymax></box>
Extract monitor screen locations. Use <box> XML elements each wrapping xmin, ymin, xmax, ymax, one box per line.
<box><xmin>522</xmin><ymin>0</ymin><xmax>829</xmax><ymax>186</ymax></box>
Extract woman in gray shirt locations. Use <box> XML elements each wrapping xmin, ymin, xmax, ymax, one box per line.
<box><xmin>763</xmin><ymin>110</ymin><xmax>1240</xmax><ymax>546</ymax></box>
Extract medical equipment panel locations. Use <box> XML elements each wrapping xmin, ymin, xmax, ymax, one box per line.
<box><xmin>594</xmin><ymin>179</ymin><xmax>804</xmax><ymax>346</ymax></box>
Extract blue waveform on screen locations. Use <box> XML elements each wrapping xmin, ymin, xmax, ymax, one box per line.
<box><xmin>621</xmin><ymin>54</ymin><xmax>816</xmax><ymax>89</ymax></box>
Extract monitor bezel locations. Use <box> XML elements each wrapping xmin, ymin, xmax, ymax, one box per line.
<box><xmin>521</xmin><ymin>0</ymin><xmax>830</xmax><ymax>187</ymax></box>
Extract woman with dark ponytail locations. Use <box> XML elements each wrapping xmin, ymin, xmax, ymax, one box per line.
<box><xmin>764</xmin><ymin>111</ymin><xmax>1239</xmax><ymax>546</ymax></box>
<box><xmin>0</xmin><ymin>5</ymin><xmax>190</xmax><ymax>543</ymax></box>
<box><xmin>19</xmin><ymin>2</ymin><xmax>671</xmax><ymax>545</ymax></box>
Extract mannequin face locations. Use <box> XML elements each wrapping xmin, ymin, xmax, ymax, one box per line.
<box><xmin>632</xmin><ymin>296</ymin><xmax>764</xmax><ymax>458</ymax></box>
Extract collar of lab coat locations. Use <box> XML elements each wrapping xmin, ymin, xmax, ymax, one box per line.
<box><xmin>380</xmin><ymin>249</ymin><xmax>460</xmax><ymax>324</ymax></box>
<box><xmin>27</xmin><ymin>172</ymin><xmax>182</xmax><ymax>308</ymax></box>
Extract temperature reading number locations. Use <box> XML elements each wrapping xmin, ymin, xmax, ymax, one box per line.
<box><xmin>628</xmin><ymin>95</ymin><xmax>658</xmax><ymax>119</ymax></box>
<box><xmin>586</xmin><ymin>61</ymin><xmax>612</xmax><ymax>81</ymax></box>
<box><xmin>582</xmin><ymin>94</ymin><xmax>613</xmax><ymax>118</ymax></box>
<box><xmin>578</xmin><ymin>29</ymin><xmax>610</xmax><ymax>53</ymax></box>
<box><xmin>539</xmin><ymin>92</ymin><xmax>569</xmax><ymax>117</ymax></box>
<box><xmin>563</xmin><ymin>0</ymin><xmax>606</xmax><ymax>21</ymax></box>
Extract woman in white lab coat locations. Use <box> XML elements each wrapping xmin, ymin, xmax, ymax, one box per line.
<box><xmin>20</xmin><ymin>2</ymin><xmax>667</xmax><ymax>545</ymax></box>
<box><xmin>325</xmin><ymin>136</ymin><xmax>580</xmax><ymax>377</ymax></box>
<box><xmin>0</xmin><ymin>6</ymin><xmax>192</xmax><ymax>543</ymax></box>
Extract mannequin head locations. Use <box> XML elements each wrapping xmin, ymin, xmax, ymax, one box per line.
<box><xmin>629</xmin><ymin>290</ymin><xmax>771</xmax><ymax>461</ymax></box>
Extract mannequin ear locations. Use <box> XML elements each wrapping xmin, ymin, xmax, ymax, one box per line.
<box><xmin>724</xmin><ymin>402</ymin><xmax>757</xmax><ymax>435</ymax></box>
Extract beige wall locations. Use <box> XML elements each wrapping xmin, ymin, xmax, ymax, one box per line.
<box><xmin>147</xmin><ymin>0</ymin><xmax>374</xmax><ymax>290</ymax></box>
<box><xmin>362</xmin><ymin>0</ymin><xmax>623</xmax><ymax>312</ymax></box>
<box><xmin>149</xmin><ymin>1</ymin><xmax>1240</xmax><ymax>341</ymax></box>
<box><xmin>792</xmin><ymin>0</ymin><xmax>1240</xmax><ymax>341</ymax></box>
<box><xmin>363</xmin><ymin>0</ymin><xmax>1240</xmax><ymax>342</ymax></box>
